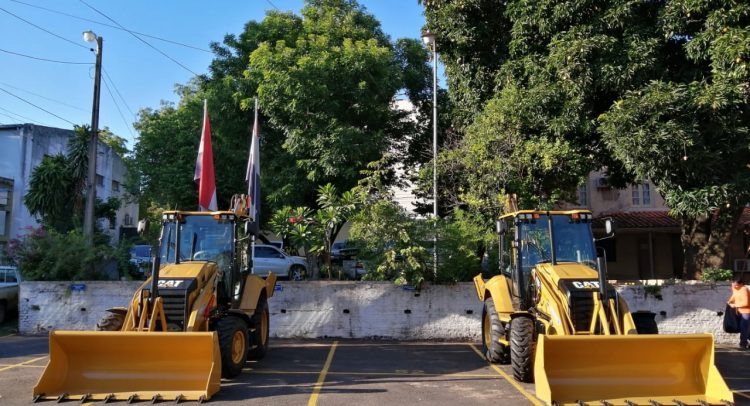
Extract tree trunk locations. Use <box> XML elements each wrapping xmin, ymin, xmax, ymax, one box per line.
<box><xmin>681</xmin><ymin>206</ymin><xmax>743</xmax><ymax>279</ymax></box>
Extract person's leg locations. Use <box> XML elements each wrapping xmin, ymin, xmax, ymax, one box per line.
<box><xmin>740</xmin><ymin>314</ymin><xmax>750</xmax><ymax>349</ymax></box>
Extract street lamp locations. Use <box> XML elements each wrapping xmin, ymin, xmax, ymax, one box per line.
<box><xmin>421</xmin><ymin>29</ymin><xmax>438</xmax><ymax>279</ymax></box>
<box><xmin>82</xmin><ymin>30</ymin><xmax>103</xmax><ymax>245</ymax></box>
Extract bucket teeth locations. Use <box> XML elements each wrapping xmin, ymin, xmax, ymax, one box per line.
<box><xmin>80</xmin><ymin>393</ymin><xmax>91</xmax><ymax>403</ymax></box>
<box><xmin>104</xmin><ymin>393</ymin><xmax>115</xmax><ymax>403</ymax></box>
<box><xmin>33</xmin><ymin>394</ymin><xmax>44</xmax><ymax>403</ymax></box>
<box><xmin>174</xmin><ymin>394</ymin><xmax>184</xmax><ymax>403</ymax></box>
<box><xmin>198</xmin><ymin>395</ymin><xmax>207</xmax><ymax>403</ymax></box>
<box><xmin>152</xmin><ymin>393</ymin><xmax>162</xmax><ymax>403</ymax></box>
<box><xmin>673</xmin><ymin>401</ymin><xmax>685</xmax><ymax>406</ymax></box>
<box><xmin>128</xmin><ymin>394</ymin><xmax>139</xmax><ymax>403</ymax></box>
<box><xmin>56</xmin><ymin>393</ymin><xmax>68</xmax><ymax>403</ymax></box>
<box><xmin>649</xmin><ymin>401</ymin><xmax>661</xmax><ymax>406</ymax></box>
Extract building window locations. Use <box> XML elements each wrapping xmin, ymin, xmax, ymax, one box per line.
<box><xmin>0</xmin><ymin>210</ymin><xmax>6</xmax><ymax>237</ymax></box>
<box><xmin>124</xmin><ymin>214</ymin><xmax>133</xmax><ymax>226</ymax></box>
<box><xmin>96</xmin><ymin>175</ymin><xmax>104</xmax><ymax>187</ymax></box>
<box><xmin>578</xmin><ymin>183</ymin><xmax>588</xmax><ymax>207</ymax></box>
<box><xmin>0</xmin><ymin>189</ymin><xmax>8</xmax><ymax>206</ymax></box>
<box><xmin>632</xmin><ymin>181</ymin><xmax>651</xmax><ymax>207</ymax></box>
<box><xmin>112</xmin><ymin>180</ymin><xmax>120</xmax><ymax>193</ymax></box>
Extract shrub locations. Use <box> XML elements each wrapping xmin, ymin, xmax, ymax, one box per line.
<box><xmin>700</xmin><ymin>267</ymin><xmax>733</xmax><ymax>282</ymax></box>
<box><xmin>6</xmin><ymin>227</ymin><xmax>127</xmax><ymax>281</ymax></box>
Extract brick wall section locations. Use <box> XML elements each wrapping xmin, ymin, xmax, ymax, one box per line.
<box><xmin>19</xmin><ymin>281</ymin><xmax>739</xmax><ymax>344</ymax></box>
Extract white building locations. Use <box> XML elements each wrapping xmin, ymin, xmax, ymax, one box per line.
<box><xmin>0</xmin><ymin>124</ymin><xmax>138</xmax><ymax>261</ymax></box>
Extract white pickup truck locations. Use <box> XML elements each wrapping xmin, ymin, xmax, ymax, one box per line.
<box><xmin>0</xmin><ymin>266</ymin><xmax>20</xmax><ymax>324</ymax></box>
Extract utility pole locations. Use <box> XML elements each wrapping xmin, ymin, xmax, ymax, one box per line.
<box><xmin>422</xmin><ymin>30</ymin><xmax>439</xmax><ymax>280</ymax></box>
<box><xmin>83</xmin><ymin>32</ymin><xmax>102</xmax><ymax>245</ymax></box>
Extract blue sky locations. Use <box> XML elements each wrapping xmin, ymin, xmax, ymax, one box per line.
<box><xmin>0</xmin><ymin>0</ymin><xmax>438</xmax><ymax>149</ymax></box>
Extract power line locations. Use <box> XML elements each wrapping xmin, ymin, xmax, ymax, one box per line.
<box><xmin>0</xmin><ymin>82</ymin><xmax>88</xmax><ymax>112</ymax></box>
<box><xmin>0</xmin><ymin>107</ymin><xmax>44</xmax><ymax>125</ymax></box>
<box><xmin>0</xmin><ymin>7</ymin><xmax>91</xmax><ymax>51</ymax></box>
<box><xmin>103</xmin><ymin>69</ymin><xmax>136</xmax><ymax>119</ymax></box>
<box><xmin>101</xmin><ymin>74</ymin><xmax>135</xmax><ymax>139</ymax></box>
<box><xmin>79</xmin><ymin>0</ymin><xmax>199</xmax><ymax>76</ymax></box>
<box><xmin>0</xmin><ymin>47</ymin><xmax>92</xmax><ymax>65</ymax></box>
<box><xmin>10</xmin><ymin>0</ymin><xmax>212</xmax><ymax>53</ymax></box>
<box><xmin>0</xmin><ymin>87</ymin><xmax>76</xmax><ymax>126</ymax></box>
<box><xmin>265</xmin><ymin>0</ymin><xmax>281</xmax><ymax>10</ymax></box>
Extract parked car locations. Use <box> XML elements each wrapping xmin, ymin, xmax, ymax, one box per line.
<box><xmin>0</xmin><ymin>266</ymin><xmax>21</xmax><ymax>324</ymax></box>
<box><xmin>129</xmin><ymin>244</ymin><xmax>153</xmax><ymax>273</ymax></box>
<box><xmin>252</xmin><ymin>244</ymin><xmax>307</xmax><ymax>281</ymax></box>
<box><xmin>332</xmin><ymin>240</ymin><xmax>358</xmax><ymax>260</ymax></box>
<box><xmin>342</xmin><ymin>259</ymin><xmax>367</xmax><ymax>280</ymax></box>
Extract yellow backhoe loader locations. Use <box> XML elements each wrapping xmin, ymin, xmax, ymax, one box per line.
<box><xmin>33</xmin><ymin>208</ymin><xmax>276</xmax><ymax>402</ymax></box>
<box><xmin>474</xmin><ymin>209</ymin><xmax>733</xmax><ymax>406</ymax></box>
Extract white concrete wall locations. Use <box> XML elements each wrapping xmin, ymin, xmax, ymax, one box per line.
<box><xmin>19</xmin><ymin>281</ymin><xmax>741</xmax><ymax>345</ymax></box>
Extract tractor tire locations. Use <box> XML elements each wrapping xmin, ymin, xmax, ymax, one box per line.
<box><xmin>290</xmin><ymin>265</ymin><xmax>306</xmax><ymax>281</ymax></box>
<box><xmin>217</xmin><ymin>316</ymin><xmax>249</xmax><ymax>378</ymax></box>
<box><xmin>95</xmin><ymin>309</ymin><xmax>126</xmax><ymax>331</ymax></box>
<box><xmin>247</xmin><ymin>296</ymin><xmax>270</xmax><ymax>361</ymax></box>
<box><xmin>510</xmin><ymin>317</ymin><xmax>535</xmax><ymax>383</ymax></box>
<box><xmin>632</xmin><ymin>312</ymin><xmax>659</xmax><ymax>334</ymax></box>
<box><xmin>482</xmin><ymin>299</ymin><xmax>509</xmax><ymax>364</ymax></box>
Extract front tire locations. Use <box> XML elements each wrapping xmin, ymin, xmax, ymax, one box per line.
<box><xmin>217</xmin><ymin>316</ymin><xmax>249</xmax><ymax>378</ymax></box>
<box><xmin>96</xmin><ymin>308</ymin><xmax>126</xmax><ymax>331</ymax></box>
<box><xmin>482</xmin><ymin>299</ymin><xmax>509</xmax><ymax>364</ymax></box>
<box><xmin>289</xmin><ymin>265</ymin><xmax>305</xmax><ymax>281</ymax></box>
<box><xmin>510</xmin><ymin>317</ymin><xmax>535</xmax><ymax>383</ymax></box>
<box><xmin>247</xmin><ymin>296</ymin><xmax>270</xmax><ymax>361</ymax></box>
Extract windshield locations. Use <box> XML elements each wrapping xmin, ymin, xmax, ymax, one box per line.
<box><xmin>552</xmin><ymin>215</ymin><xmax>596</xmax><ymax>266</ymax></box>
<box><xmin>159</xmin><ymin>215</ymin><xmax>233</xmax><ymax>266</ymax></box>
<box><xmin>132</xmin><ymin>245</ymin><xmax>151</xmax><ymax>257</ymax></box>
<box><xmin>518</xmin><ymin>214</ymin><xmax>596</xmax><ymax>270</ymax></box>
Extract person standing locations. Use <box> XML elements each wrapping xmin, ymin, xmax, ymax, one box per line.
<box><xmin>728</xmin><ymin>279</ymin><xmax>750</xmax><ymax>349</ymax></box>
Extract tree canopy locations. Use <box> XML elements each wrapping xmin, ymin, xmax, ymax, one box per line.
<box><xmin>424</xmin><ymin>0</ymin><xmax>749</xmax><ymax>273</ymax></box>
<box><xmin>129</xmin><ymin>0</ymin><xmax>434</xmax><ymax>220</ymax></box>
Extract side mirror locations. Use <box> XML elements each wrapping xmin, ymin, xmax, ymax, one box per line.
<box><xmin>496</xmin><ymin>219</ymin><xmax>507</xmax><ymax>235</ymax></box>
<box><xmin>137</xmin><ymin>219</ymin><xmax>148</xmax><ymax>235</ymax></box>
<box><xmin>604</xmin><ymin>218</ymin><xmax>615</xmax><ymax>236</ymax></box>
<box><xmin>244</xmin><ymin>220</ymin><xmax>259</xmax><ymax>236</ymax></box>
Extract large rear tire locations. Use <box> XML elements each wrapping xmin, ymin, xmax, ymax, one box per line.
<box><xmin>95</xmin><ymin>309</ymin><xmax>126</xmax><ymax>331</ymax></box>
<box><xmin>510</xmin><ymin>317</ymin><xmax>535</xmax><ymax>383</ymax></box>
<box><xmin>247</xmin><ymin>296</ymin><xmax>269</xmax><ymax>361</ymax></box>
<box><xmin>217</xmin><ymin>316</ymin><xmax>249</xmax><ymax>378</ymax></box>
<box><xmin>482</xmin><ymin>299</ymin><xmax>509</xmax><ymax>364</ymax></box>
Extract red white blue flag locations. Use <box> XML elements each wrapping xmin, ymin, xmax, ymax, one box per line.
<box><xmin>246</xmin><ymin>98</ymin><xmax>261</xmax><ymax>222</ymax></box>
<box><xmin>194</xmin><ymin>99</ymin><xmax>217</xmax><ymax>211</ymax></box>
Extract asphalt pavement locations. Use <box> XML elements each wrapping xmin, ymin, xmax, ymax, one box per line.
<box><xmin>0</xmin><ymin>331</ymin><xmax>748</xmax><ymax>405</ymax></box>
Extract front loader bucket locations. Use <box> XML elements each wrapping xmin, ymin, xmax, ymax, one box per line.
<box><xmin>534</xmin><ymin>334</ymin><xmax>733</xmax><ymax>406</ymax></box>
<box><xmin>33</xmin><ymin>331</ymin><xmax>221</xmax><ymax>402</ymax></box>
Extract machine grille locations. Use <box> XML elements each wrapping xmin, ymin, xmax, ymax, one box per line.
<box><xmin>568</xmin><ymin>291</ymin><xmax>595</xmax><ymax>332</ymax></box>
<box><xmin>151</xmin><ymin>278</ymin><xmax>198</xmax><ymax>331</ymax></box>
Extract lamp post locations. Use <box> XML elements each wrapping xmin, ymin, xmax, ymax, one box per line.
<box><xmin>82</xmin><ymin>30</ymin><xmax>102</xmax><ymax>245</ymax></box>
<box><xmin>421</xmin><ymin>30</ymin><xmax>438</xmax><ymax>279</ymax></box>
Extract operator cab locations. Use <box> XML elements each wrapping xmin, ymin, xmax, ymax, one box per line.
<box><xmin>157</xmin><ymin>211</ymin><xmax>251</xmax><ymax>309</ymax></box>
<box><xmin>497</xmin><ymin>210</ymin><xmax>597</xmax><ymax>307</ymax></box>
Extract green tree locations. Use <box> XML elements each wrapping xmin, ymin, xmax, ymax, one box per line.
<box><xmin>598</xmin><ymin>0</ymin><xmax>750</xmax><ymax>275</ymax></box>
<box><xmin>131</xmin><ymin>1</ymin><xmax>433</xmax><ymax>220</ymax></box>
<box><xmin>424</xmin><ymin>0</ymin><xmax>748</xmax><ymax>276</ymax></box>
